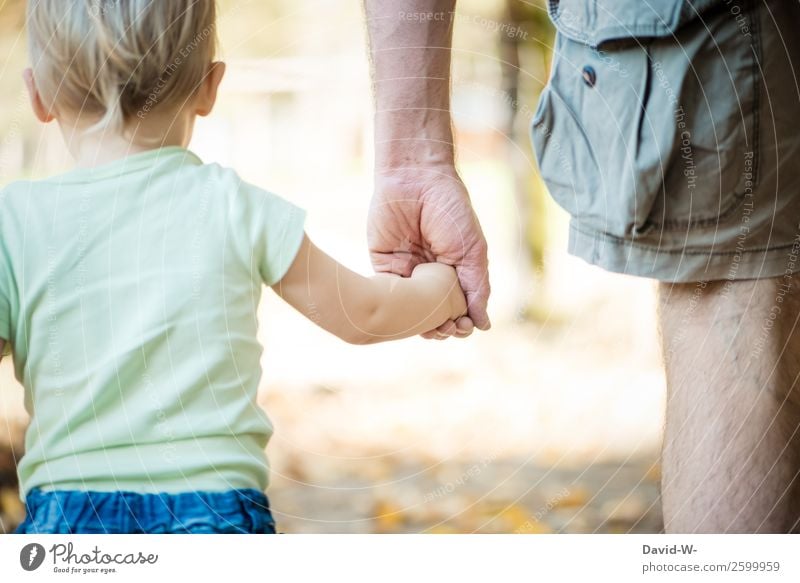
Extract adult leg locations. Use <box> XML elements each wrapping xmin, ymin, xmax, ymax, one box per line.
<box><xmin>659</xmin><ymin>274</ymin><xmax>800</xmax><ymax>533</ymax></box>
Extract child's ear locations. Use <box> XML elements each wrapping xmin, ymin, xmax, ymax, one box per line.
<box><xmin>195</xmin><ymin>62</ymin><xmax>226</xmax><ymax>117</ymax></box>
<box><xmin>23</xmin><ymin>68</ymin><xmax>55</xmax><ymax>123</ymax></box>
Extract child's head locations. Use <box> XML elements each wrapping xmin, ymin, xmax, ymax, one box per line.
<box><xmin>25</xmin><ymin>0</ymin><xmax>223</xmax><ymax>141</ymax></box>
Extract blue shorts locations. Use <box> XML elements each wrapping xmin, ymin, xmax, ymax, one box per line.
<box><xmin>13</xmin><ymin>488</ymin><xmax>276</xmax><ymax>534</ymax></box>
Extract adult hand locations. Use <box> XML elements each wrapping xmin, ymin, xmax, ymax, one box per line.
<box><xmin>369</xmin><ymin>164</ymin><xmax>490</xmax><ymax>338</ymax></box>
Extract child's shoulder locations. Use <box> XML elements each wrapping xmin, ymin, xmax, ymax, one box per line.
<box><xmin>0</xmin><ymin>181</ymin><xmax>34</xmax><ymax>248</ymax></box>
<box><xmin>1</xmin><ymin>177</ymin><xmax>39</xmax><ymax>194</ymax></box>
<box><xmin>0</xmin><ymin>179</ymin><xmax>40</xmax><ymax>210</ymax></box>
<box><xmin>0</xmin><ymin>174</ymin><xmax>89</xmax><ymax>219</ymax></box>
<box><xmin>191</xmin><ymin>160</ymin><xmax>300</xmax><ymax>213</ymax></box>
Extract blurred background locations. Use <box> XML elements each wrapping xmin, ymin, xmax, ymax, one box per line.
<box><xmin>0</xmin><ymin>0</ymin><xmax>665</xmax><ymax>533</ymax></box>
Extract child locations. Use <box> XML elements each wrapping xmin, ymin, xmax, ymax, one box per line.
<box><xmin>0</xmin><ymin>0</ymin><xmax>467</xmax><ymax>534</ymax></box>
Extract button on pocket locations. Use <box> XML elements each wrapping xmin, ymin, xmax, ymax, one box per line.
<box><xmin>581</xmin><ymin>66</ymin><xmax>597</xmax><ymax>88</ymax></box>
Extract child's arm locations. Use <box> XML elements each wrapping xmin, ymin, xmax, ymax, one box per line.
<box><xmin>272</xmin><ymin>235</ymin><xmax>467</xmax><ymax>345</ymax></box>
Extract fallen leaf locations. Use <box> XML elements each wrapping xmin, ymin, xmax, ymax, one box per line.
<box><xmin>0</xmin><ymin>488</ymin><xmax>24</xmax><ymax>524</ymax></box>
<box><xmin>372</xmin><ymin>500</ymin><xmax>406</xmax><ymax>533</ymax></box>
<box><xmin>551</xmin><ymin>487</ymin><xmax>590</xmax><ymax>509</ymax></box>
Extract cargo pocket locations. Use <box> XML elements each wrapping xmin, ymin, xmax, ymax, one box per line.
<box><xmin>532</xmin><ymin>0</ymin><xmax>759</xmax><ymax>238</ymax></box>
<box><xmin>532</xmin><ymin>34</ymin><xmax>656</xmax><ymax>238</ymax></box>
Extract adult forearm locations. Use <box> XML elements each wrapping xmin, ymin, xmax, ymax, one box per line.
<box><xmin>365</xmin><ymin>0</ymin><xmax>456</xmax><ymax>169</ymax></box>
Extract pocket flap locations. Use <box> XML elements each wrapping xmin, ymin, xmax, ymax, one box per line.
<box><xmin>548</xmin><ymin>0</ymin><xmax>723</xmax><ymax>47</ymax></box>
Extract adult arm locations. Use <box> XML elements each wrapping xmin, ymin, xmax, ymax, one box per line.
<box><xmin>365</xmin><ymin>0</ymin><xmax>491</xmax><ymax>338</ymax></box>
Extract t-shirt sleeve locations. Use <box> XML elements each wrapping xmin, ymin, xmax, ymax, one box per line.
<box><xmin>234</xmin><ymin>180</ymin><xmax>307</xmax><ymax>287</ymax></box>
<box><xmin>0</xmin><ymin>274</ymin><xmax>9</xmax><ymax>342</ymax></box>
<box><xmin>0</xmin><ymin>288</ymin><xmax>9</xmax><ymax>340</ymax></box>
<box><xmin>0</xmin><ymin>215</ymin><xmax>12</xmax><ymax>353</ymax></box>
<box><xmin>0</xmin><ymin>293</ymin><xmax>10</xmax><ymax>352</ymax></box>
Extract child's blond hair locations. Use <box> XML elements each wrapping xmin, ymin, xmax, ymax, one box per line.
<box><xmin>27</xmin><ymin>0</ymin><xmax>217</xmax><ymax>131</ymax></box>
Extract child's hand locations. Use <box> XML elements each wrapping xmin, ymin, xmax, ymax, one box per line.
<box><xmin>411</xmin><ymin>262</ymin><xmax>468</xmax><ymax>324</ymax></box>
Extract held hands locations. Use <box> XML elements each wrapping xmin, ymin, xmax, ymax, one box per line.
<box><xmin>368</xmin><ymin>166</ymin><xmax>491</xmax><ymax>340</ymax></box>
<box><xmin>410</xmin><ymin>262</ymin><xmax>469</xmax><ymax>335</ymax></box>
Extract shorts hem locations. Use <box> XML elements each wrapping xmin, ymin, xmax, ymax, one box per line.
<box><xmin>568</xmin><ymin>223</ymin><xmax>800</xmax><ymax>283</ymax></box>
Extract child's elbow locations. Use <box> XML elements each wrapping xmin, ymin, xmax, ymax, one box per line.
<box><xmin>339</xmin><ymin>301</ymin><xmax>388</xmax><ymax>345</ymax></box>
<box><xmin>340</xmin><ymin>323</ymin><xmax>384</xmax><ymax>346</ymax></box>
<box><xmin>341</xmin><ymin>330</ymin><xmax>380</xmax><ymax>345</ymax></box>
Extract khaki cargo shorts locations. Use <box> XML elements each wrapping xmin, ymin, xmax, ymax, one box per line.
<box><xmin>532</xmin><ymin>0</ymin><xmax>800</xmax><ymax>283</ymax></box>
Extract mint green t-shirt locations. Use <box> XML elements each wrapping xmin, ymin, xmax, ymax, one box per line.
<box><xmin>0</xmin><ymin>147</ymin><xmax>306</xmax><ymax>501</ymax></box>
